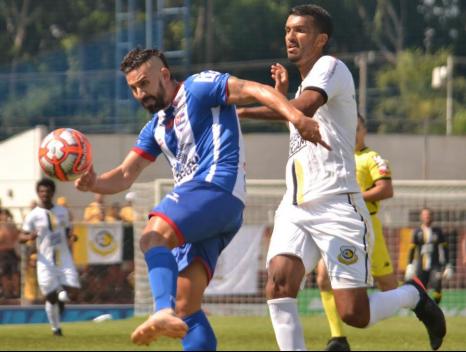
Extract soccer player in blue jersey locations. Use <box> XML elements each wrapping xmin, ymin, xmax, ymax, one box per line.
<box><xmin>75</xmin><ymin>48</ymin><xmax>328</xmax><ymax>349</ymax></box>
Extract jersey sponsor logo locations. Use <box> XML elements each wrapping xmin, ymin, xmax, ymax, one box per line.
<box><xmin>337</xmin><ymin>246</ymin><xmax>358</xmax><ymax>265</ymax></box>
<box><xmin>174</xmin><ymin>111</ymin><xmax>187</xmax><ymax>131</ymax></box>
<box><xmin>174</xmin><ymin>145</ymin><xmax>199</xmax><ymax>183</ymax></box>
<box><xmin>289</xmin><ymin>131</ymin><xmax>308</xmax><ymax>157</ymax></box>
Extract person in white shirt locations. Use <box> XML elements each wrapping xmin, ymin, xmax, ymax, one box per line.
<box><xmin>20</xmin><ymin>178</ymin><xmax>80</xmax><ymax>336</ymax></box>
<box><xmin>238</xmin><ymin>4</ymin><xmax>445</xmax><ymax>351</ymax></box>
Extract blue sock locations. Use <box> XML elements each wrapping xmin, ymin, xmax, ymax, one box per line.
<box><xmin>182</xmin><ymin>310</ymin><xmax>217</xmax><ymax>351</ymax></box>
<box><xmin>144</xmin><ymin>246</ymin><xmax>178</xmax><ymax>312</ymax></box>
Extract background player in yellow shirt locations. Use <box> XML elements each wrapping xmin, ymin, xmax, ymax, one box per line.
<box><xmin>317</xmin><ymin>114</ymin><xmax>399</xmax><ymax>351</ymax></box>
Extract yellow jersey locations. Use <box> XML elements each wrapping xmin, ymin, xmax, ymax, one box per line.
<box><xmin>355</xmin><ymin>147</ymin><xmax>391</xmax><ymax>214</ymax></box>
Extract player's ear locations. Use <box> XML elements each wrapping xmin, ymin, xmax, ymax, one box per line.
<box><xmin>317</xmin><ymin>33</ymin><xmax>328</xmax><ymax>49</ymax></box>
<box><xmin>161</xmin><ymin>67</ymin><xmax>171</xmax><ymax>82</ymax></box>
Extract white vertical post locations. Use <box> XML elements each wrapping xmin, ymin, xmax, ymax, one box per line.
<box><xmin>446</xmin><ymin>55</ymin><xmax>454</xmax><ymax>135</ymax></box>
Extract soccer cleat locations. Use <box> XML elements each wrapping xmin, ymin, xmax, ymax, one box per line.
<box><xmin>52</xmin><ymin>328</ymin><xmax>63</xmax><ymax>337</ymax></box>
<box><xmin>131</xmin><ymin>308</ymin><xmax>188</xmax><ymax>346</ymax></box>
<box><xmin>325</xmin><ymin>336</ymin><xmax>351</xmax><ymax>351</ymax></box>
<box><xmin>406</xmin><ymin>276</ymin><xmax>446</xmax><ymax>350</ymax></box>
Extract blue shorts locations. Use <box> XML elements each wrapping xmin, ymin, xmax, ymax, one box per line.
<box><xmin>150</xmin><ymin>180</ymin><xmax>244</xmax><ymax>280</ymax></box>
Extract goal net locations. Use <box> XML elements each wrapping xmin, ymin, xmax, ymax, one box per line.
<box><xmin>131</xmin><ymin>179</ymin><xmax>466</xmax><ymax>316</ymax></box>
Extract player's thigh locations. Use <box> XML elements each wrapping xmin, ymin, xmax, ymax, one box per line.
<box><xmin>266</xmin><ymin>205</ymin><xmax>319</xmax><ymax>298</ymax></box>
<box><xmin>150</xmin><ymin>181</ymin><xmax>244</xmax><ymax>246</ymax></box>
<box><xmin>310</xmin><ymin>194</ymin><xmax>373</xmax><ymax>290</ymax></box>
<box><xmin>316</xmin><ymin>259</ymin><xmax>332</xmax><ymax>291</ymax></box>
<box><xmin>37</xmin><ymin>265</ymin><xmax>60</xmax><ymax>296</ymax></box>
<box><xmin>176</xmin><ymin>260</ymin><xmax>209</xmax><ymax>318</ymax></box>
<box><xmin>59</xmin><ymin>266</ymin><xmax>81</xmax><ymax>290</ymax></box>
<box><xmin>370</xmin><ymin>215</ymin><xmax>394</xmax><ymax>278</ymax></box>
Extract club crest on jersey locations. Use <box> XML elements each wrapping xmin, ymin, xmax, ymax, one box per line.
<box><xmin>337</xmin><ymin>246</ymin><xmax>358</xmax><ymax>265</ymax></box>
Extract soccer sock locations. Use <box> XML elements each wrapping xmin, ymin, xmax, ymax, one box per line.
<box><xmin>45</xmin><ymin>301</ymin><xmax>60</xmax><ymax>330</ymax></box>
<box><xmin>267</xmin><ymin>297</ymin><xmax>307</xmax><ymax>351</ymax></box>
<box><xmin>320</xmin><ymin>290</ymin><xmax>345</xmax><ymax>337</ymax></box>
<box><xmin>181</xmin><ymin>310</ymin><xmax>217</xmax><ymax>351</ymax></box>
<box><xmin>368</xmin><ymin>284</ymin><xmax>420</xmax><ymax>326</ymax></box>
<box><xmin>144</xmin><ymin>246</ymin><xmax>178</xmax><ymax>312</ymax></box>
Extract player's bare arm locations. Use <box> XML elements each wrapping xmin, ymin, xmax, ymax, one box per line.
<box><xmin>363</xmin><ymin>179</ymin><xmax>393</xmax><ymax>202</ymax></box>
<box><xmin>227</xmin><ymin>76</ymin><xmax>330</xmax><ymax>150</ymax></box>
<box><xmin>75</xmin><ymin>151</ymin><xmax>152</xmax><ymax>194</ymax></box>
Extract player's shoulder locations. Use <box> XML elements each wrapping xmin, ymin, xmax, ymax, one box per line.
<box><xmin>186</xmin><ymin>70</ymin><xmax>226</xmax><ymax>85</ymax></box>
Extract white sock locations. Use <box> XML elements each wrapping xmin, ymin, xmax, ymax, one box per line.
<box><xmin>267</xmin><ymin>297</ymin><xmax>307</xmax><ymax>351</ymax></box>
<box><xmin>45</xmin><ymin>301</ymin><xmax>61</xmax><ymax>330</ymax></box>
<box><xmin>368</xmin><ymin>284</ymin><xmax>420</xmax><ymax>326</ymax></box>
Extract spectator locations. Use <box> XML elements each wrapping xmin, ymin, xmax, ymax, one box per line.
<box><xmin>120</xmin><ymin>192</ymin><xmax>138</xmax><ymax>224</ymax></box>
<box><xmin>0</xmin><ymin>208</ymin><xmax>20</xmax><ymax>300</ymax></box>
<box><xmin>106</xmin><ymin>202</ymin><xmax>122</xmax><ymax>222</ymax></box>
<box><xmin>83</xmin><ymin>194</ymin><xmax>106</xmax><ymax>223</ymax></box>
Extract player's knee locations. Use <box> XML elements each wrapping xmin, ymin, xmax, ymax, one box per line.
<box><xmin>45</xmin><ymin>291</ymin><xmax>59</xmax><ymax>304</ymax></box>
<box><xmin>265</xmin><ymin>273</ymin><xmax>299</xmax><ymax>299</ymax></box>
<box><xmin>139</xmin><ymin>231</ymin><xmax>171</xmax><ymax>253</ymax></box>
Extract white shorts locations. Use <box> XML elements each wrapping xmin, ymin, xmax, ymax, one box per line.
<box><xmin>37</xmin><ymin>263</ymin><xmax>80</xmax><ymax>296</ymax></box>
<box><xmin>266</xmin><ymin>193</ymin><xmax>374</xmax><ymax>289</ymax></box>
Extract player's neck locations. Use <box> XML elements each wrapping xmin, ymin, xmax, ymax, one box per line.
<box><xmin>39</xmin><ymin>202</ymin><xmax>54</xmax><ymax>210</ymax></box>
<box><xmin>298</xmin><ymin>53</ymin><xmax>322</xmax><ymax>79</ymax></box>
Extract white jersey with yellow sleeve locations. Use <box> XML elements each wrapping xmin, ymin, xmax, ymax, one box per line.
<box><xmin>283</xmin><ymin>55</ymin><xmax>360</xmax><ymax>205</ymax></box>
<box><xmin>22</xmin><ymin>205</ymin><xmax>80</xmax><ymax>294</ymax></box>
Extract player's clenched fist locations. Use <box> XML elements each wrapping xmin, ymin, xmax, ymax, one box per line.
<box><xmin>75</xmin><ymin>165</ymin><xmax>96</xmax><ymax>192</ymax></box>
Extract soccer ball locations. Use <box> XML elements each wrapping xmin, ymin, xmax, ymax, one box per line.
<box><xmin>38</xmin><ymin>128</ymin><xmax>92</xmax><ymax>181</ymax></box>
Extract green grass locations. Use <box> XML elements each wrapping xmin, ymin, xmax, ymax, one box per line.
<box><xmin>0</xmin><ymin>315</ymin><xmax>465</xmax><ymax>351</ymax></box>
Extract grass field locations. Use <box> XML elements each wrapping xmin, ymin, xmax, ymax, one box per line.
<box><xmin>0</xmin><ymin>315</ymin><xmax>465</xmax><ymax>351</ymax></box>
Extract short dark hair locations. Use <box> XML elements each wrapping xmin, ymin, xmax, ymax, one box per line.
<box><xmin>120</xmin><ymin>48</ymin><xmax>169</xmax><ymax>74</ymax></box>
<box><xmin>290</xmin><ymin>4</ymin><xmax>333</xmax><ymax>39</ymax></box>
<box><xmin>36</xmin><ymin>178</ymin><xmax>56</xmax><ymax>194</ymax></box>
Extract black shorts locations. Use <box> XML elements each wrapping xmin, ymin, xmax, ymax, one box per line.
<box><xmin>0</xmin><ymin>249</ymin><xmax>20</xmax><ymax>276</ymax></box>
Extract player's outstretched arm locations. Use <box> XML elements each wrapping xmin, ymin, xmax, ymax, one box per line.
<box><xmin>227</xmin><ymin>76</ymin><xmax>330</xmax><ymax>150</ymax></box>
<box><xmin>75</xmin><ymin>151</ymin><xmax>152</xmax><ymax>194</ymax></box>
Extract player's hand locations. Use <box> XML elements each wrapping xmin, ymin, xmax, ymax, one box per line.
<box><xmin>293</xmin><ymin>114</ymin><xmax>331</xmax><ymax>151</ymax></box>
<box><xmin>442</xmin><ymin>264</ymin><xmax>453</xmax><ymax>280</ymax></box>
<box><xmin>271</xmin><ymin>63</ymin><xmax>289</xmax><ymax>96</ymax></box>
<box><xmin>404</xmin><ymin>263</ymin><xmax>415</xmax><ymax>281</ymax></box>
<box><xmin>75</xmin><ymin>165</ymin><xmax>96</xmax><ymax>192</ymax></box>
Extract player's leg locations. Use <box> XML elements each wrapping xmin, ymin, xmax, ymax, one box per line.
<box><xmin>370</xmin><ymin>215</ymin><xmax>398</xmax><ymax>291</ymax></box>
<box><xmin>37</xmin><ymin>266</ymin><xmax>63</xmax><ymax>335</ymax></box>
<box><xmin>322</xmin><ymin>194</ymin><xmax>445</xmax><ymax>350</ymax></box>
<box><xmin>44</xmin><ymin>290</ymin><xmax>63</xmax><ymax>336</ymax></box>
<box><xmin>265</xmin><ymin>203</ymin><xmax>321</xmax><ymax>351</ymax></box>
<box><xmin>316</xmin><ymin>259</ymin><xmax>350</xmax><ymax>351</ymax></box>
<box><xmin>176</xmin><ymin>260</ymin><xmax>216</xmax><ymax>351</ymax></box>
<box><xmin>430</xmin><ymin>270</ymin><xmax>443</xmax><ymax>304</ymax></box>
<box><xmin>131</xmin><ymin>215</ymin><xmax>188</xmax><ymax>345</ymax></box>
<box><xmin>132</xmin><ymin>181</ymin><xmax>244</xmax><ymax>346</ymax></box>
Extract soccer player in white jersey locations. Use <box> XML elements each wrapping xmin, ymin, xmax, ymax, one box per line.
<box><xmin>238</xmin><ymin>4</ymin><xmax>446</xmax><ymax>351</ymax></box>
<box><xmin>20</xmin><ymin>178</ymin><xmax>80</xmax><ymax>336</ymax></box>
<box><xmin>74</xmin><ymin>48</ymin><xmax>326</xmax><ymax>349</ymax></box>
